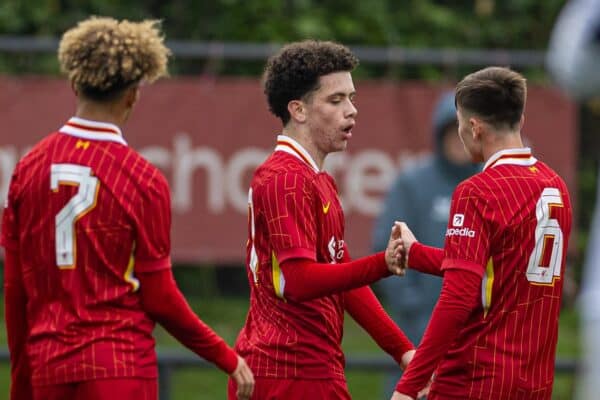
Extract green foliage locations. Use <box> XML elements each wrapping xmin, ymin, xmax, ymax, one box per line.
<box><xmin>0</xmin><ymin>0</ymin><xmax>567</xmax><ymax>79</ymax></box>
<box><xmin>0</xmin><ymin>1</ymin><xmax>566</xmax><ymax>48</ymax></box>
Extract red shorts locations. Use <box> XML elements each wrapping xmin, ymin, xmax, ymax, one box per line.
<box><xmin>228</xmin><ymin>376</ymin><xmax>351</xmax><ymax>400</ymax></box>
<box><xmin>34</xmin><ymin>378</ymin><xmax>157</xmax><ymax>400</ymax></box>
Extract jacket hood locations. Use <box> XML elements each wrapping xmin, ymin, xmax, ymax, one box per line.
<box><xmin>431</xmin><ymin>90</ymin><xmax>481</xmax><ymax>179</ymax></box>
<box><xmin>432</xmin><ymin>91</ymin><xmax>458</xmax><ymax>149</ymax></box>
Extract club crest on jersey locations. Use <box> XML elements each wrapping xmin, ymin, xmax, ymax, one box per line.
<box><xmin>328</xmin><ymin>236</ymin><xmax>345</xmax><ymax>263</ymax></box>
<box><xmin>452</xmin><ymin>213</ymin><xmax>465</xmax><ymax>227</ymax></box>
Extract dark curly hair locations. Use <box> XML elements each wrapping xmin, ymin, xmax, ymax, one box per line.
<box><xmin>455</xmin><ymin>66</ymin><xmax>527</xmax><ymax>130</ymax></box>
<box><xmin>263</xmin><ymin>40</ymin><xmax>359</xmax><ymax>125</ymax></box>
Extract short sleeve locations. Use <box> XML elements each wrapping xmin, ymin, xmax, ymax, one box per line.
<box><xmin>258</xmin><ymin>171</ymin><xmax>317</xmax><ymax>263</ymax></box>
<box><xmin>1</xmin><ymin>171</ymin><xmax>20</xmax><ymax>251</ymax></box>
<box><xmin>134</xmin><ymin>171</ymin><xmax>172</xmax><ymax>273</ymax></box>
<box><xmin>441</xmin><ymin>181</ymin><xmax>491</xmax><ymax>278</ymax></box>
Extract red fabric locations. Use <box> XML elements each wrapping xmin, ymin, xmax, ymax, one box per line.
<box><xmin>395</xmin><ymin>268</ymin><xmax>480</xmax><ymax>398</ymax></box>
<box><xmin>138</xmin><ymin>269</ymin><xmax>238</xmax><ymax>374</ymax></box>
<box><xmin>0</xmin><ymin>119</ymin><xmax>173</xmax><ymax>385</ymax></box>
<box><xmin>228</xmin><ymin>376</ymin><xmax>350</xmax><ymax>400</ymax></box>
<box><xmin>279</xmin><ymin>252</ymin><xmax>389</xmax><ymax>302</ymax></box>
<box><xmin>408</xmin><ymin>242</ymin><xmax>444</xmax><ymax>276</ymax></box>
<box><xmin>4</xmin><ymin>248</ymin><xmax>32</xmax><ymax>400</ymax></box>
<box><xmin>235</xmin><ymin>149</ymin><xmax>352</xmax><ymax>380</ymax></box>
<box><xmin>400</xmin><ymin>156</ymin><xmax>572</xmax><ymax>399</ymax></box>
<box><xmin>33</xmin><ymin>378</ymin><xmax>157</xmax><ymax>400</ymax></box>
<box><xmin>344</xmin><ymin>286</ymin><xmax>414</xmax><ymax>364</ymax></box>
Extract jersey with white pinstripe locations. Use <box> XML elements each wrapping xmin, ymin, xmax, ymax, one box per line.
<box><xmin>1</xmin><ymin>117</ymin><xmax>171</xmax><ymax>385</ymax></box>
<box><xmin>432</xmin><ymin>148</ymin><xmax>573</xmax><ymax>399</ymax></box>
<box><xmin>234</xmin><ymin>135</ymin><xmax>348</xmax><ymax>380</ymax></box>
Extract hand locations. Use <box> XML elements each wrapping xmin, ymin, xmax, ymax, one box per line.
<box><xmin>230</xmin><ymin>355</ymin><xmax>255</xmax><ymax>400</ymax></box>
<box><xmin>385</xmin><ymin>223</ymin><xmax>406</xmax><ymax>276</ymax></box>
<box><xmin>390</xmin><ymin>391</ymin><xmax>414</xmax><ymax>400</ymax></box>
<box><xmin>417</xmin><ymin>377</ymin><xmax>432</xmax><ymax>399</ymax></box>
<box><xmin>400</xmin><ymin>349</ymin><xmax>415</xmax><ymax>370</ymax></box>
<box><xmin>395</xmin><ymin>221</ymin><xmax>418</xmax><ymax>268</ymax></box>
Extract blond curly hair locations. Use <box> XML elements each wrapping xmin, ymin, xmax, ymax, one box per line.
<box><xmin>58</xmin><ymin>16</ymin><xmax>170</xmax><ymax>100</ymax></box>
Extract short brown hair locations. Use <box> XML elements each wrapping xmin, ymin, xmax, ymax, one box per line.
<box><xmin>58</xmin><ymin>16</ymin><xmax>171</xmax><ymax>101</ymax></box>
<box><xmin>263</xmin><ymin>40</ymin><xmax>359</xmax><ymax>125</ymax></box>
<box><xmin>455</xmin><ymin>67</ymin><xmax>527</xmax><ymax>130</ymax></box>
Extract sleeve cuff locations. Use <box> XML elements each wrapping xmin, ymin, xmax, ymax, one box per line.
<box><xmin>213</xmin><ymin>343</ymin><xmax>239</xmax><ymax>374</ymax></box>
<box><xmin>441</xmin><ymin>258</ymin><xmax>485</xmax><ymax>279</ymax></box>
<box><xmin>407</xmin><ymin>241</ymin><xmax>425</xmax><ymax>266</ymax></box>
<box><xmin>395</xmin><ymin>382</ymin><xmax>418</xmax><ymax>399</ymax></box>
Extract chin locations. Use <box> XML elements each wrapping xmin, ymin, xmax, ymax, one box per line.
<box><xmin>332</xmin><ymin>141</ymin><xmax>348</xmax><ymax>153</ymax></box>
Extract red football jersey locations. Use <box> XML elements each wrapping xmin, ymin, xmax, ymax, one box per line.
<box><xmin>433</xmin><ymin>148</ymin><xmax>573</xmax><ymax>399</ymax></box>
<box><xmin>1</xmin><ymin>117</ymin><xmax>171</xmax><ymax>385</ymax></box>
<box><xmin>234</xmin><ymin>135</ymin><xmax>348</xmax><ymax>380</ymax></box>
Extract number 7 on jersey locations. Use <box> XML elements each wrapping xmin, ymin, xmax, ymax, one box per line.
<box><xmin>51</xmin><ymin>163</ymin><xmax>100</xmax><ymax>269</ymax></box>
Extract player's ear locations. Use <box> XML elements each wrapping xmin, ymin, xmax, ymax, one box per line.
<box><xmin>124</xmin><ymin>85</ymin><xmax>140</xmax><ymax>108</ymax></box>
<box><xmin>288</xmin><ymin>99</ymin><xmax>307</xmax><ymax>123</ymax></box>
<box><xmin>469</xmin><ymin>116</ymin><xmax>481</xmax><ymax>141</ymax></box>
<box><xmin>71</xmin><ymin>81</ymin><xmax>79</xmax><ymax>97</ymax></box>
<box><xmin>518</xmin><ymin>114</ymin><xmax>525</xmax><ymax>131</ymax></box>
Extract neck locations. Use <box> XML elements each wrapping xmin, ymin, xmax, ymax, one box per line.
<box><xmin>482</xmin><ymin>130</ymin><xmax>524</xmax><ymax>163</ymax></box>
<box><xmin>75</xmin><ymin>100</ymin><xmax>126</xmax><ymax>128</ymax></box>
<box><xmin>282</xmin><ymin>124</ymin><xmax>325</xmax><ymax>169</ymax></box>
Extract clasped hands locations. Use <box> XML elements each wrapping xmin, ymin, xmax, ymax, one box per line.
<box><xmin>384</xmin><ymin>221</ymin><xmax>417</xmax><ymax>276</ymax></box>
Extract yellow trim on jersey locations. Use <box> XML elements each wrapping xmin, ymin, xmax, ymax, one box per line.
<box><xmin>482</xmin><ymin>257</ymin><xmax>494</xmax><ymax>318</ymax></box>
<box><xmin>271</xmin><ymin>251</ymin><xmax>286</xmax><ymax>301</ymax></box>
<box><xmin>124</xmin><ymin>246</ymin><xmax>140</xmax><ymax>292</ymax></box>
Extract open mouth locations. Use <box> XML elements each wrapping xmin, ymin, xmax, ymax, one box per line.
<box><xmin>342</xmin><ymin>123</ymin><xmax>354</xmax><ymax>135</ymax></box>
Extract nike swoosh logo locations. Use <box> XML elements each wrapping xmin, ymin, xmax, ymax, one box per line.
<box><xmin>322</xmin><ymin>201</ymin><xmax>331</xmax><ymax>214</ymax></box>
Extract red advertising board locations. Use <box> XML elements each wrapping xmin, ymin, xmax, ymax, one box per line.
<box><xmin>0</xmin><ymin>76</ymin><xmax>577</xmax><ymax>263</ymax></box>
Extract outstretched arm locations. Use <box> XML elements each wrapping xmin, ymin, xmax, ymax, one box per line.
<box><xmin>4</xmin><ymin>248</ymin><xmax>32</xmax><ymax>400</ymax></box>
<box><xmin>280</xmin><ymin>253</ymin><xmax>389</xmax><ymax>302</ymax></box>
<box><xmin>408</xmin><ymin>243</ymin><xmax>444</xmax><ymax>276</ymax></box>
<box><xmin>344</xmin><ymin>286</ymin><xmax>414</xmax><ymax>369</ymax></box>
<box><xmin>280</xmin><ymin>224</ymin><xmax>405</xmax><ymax>302</ymax></box>
<box><xmin>393</xmin><ymin>268</ymin><xmax>480</xmax><ymax>399</ymax></box>
<box><xmin>397</xmin><ymin>222</ymin><xmax>444</xmax><ymax>276</ymax></box>
<box><xmin>138</xmin><ymin>269</ymin><xmax>254</xmax><ymax>399</ymax></box>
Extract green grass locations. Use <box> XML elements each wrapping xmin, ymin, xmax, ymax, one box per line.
<box><xmin>0</xmin><ymin>296</ymin><xmax>580</xmax><ymax>399</ymax></box>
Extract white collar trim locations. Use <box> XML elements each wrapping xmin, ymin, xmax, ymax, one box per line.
<box><xmin>59</xmin><ymin>117</ymin><xmax>127</xmax><ymax>146</ymax></box>
<box><xmin>484</xmin><ymin>147</ymin><xmax>536</xmax><ymax>171</ymax></box>
<box><xmin>275</xmin><ymin>135</ymin><xmax>320</xmax><ymax>173</ymax></box>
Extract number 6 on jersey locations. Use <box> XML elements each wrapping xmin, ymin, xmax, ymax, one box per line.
<box><xmin>526</xmin><ymin>187</ymin><xmax>564</xmax><ymax>285</ymax></box>
<box><xmin>51</xmin><ymin>163</ymin><xmax>100</xmax><ymax>269</ymax></box>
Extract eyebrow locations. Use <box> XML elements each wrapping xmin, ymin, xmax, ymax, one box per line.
<box><xmin>327</xmin><ymin>91</ymin><xmax>356</xmax><ymax>98</ymax></box>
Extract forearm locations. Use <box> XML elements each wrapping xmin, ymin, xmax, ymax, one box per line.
<box><xmin>395</xmin><ymin>268</ymin><xmax>480</xmax><ymax>398</ymax></box>
<box><xmin>408</xmin><ymin>242</ymin><xmax>444</xmax><ymax>276</ymax></box>
<box><xmin>138</xmin><ymin>269</ymin><xmax>238</xmax><ymax>374</ymax></box>
<box><xmin>280</xmin><ymin>252</ymin><xmax>390</xmax><ymax>302</ymax></box>
<box><xmin>4</xmin><ymin>248</ymin><xmax>32</xmax><ymax>400</ymax></box>
<box><xmin>345</xmin><ymin>286</ymin><xmax>414</xmax><ymax>366</ymax></box>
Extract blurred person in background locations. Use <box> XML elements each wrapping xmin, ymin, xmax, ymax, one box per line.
<box><xmin>547</xmin><ymin>0</ymin><xmax>600</xmax><ymax>399</ymax></box>
<box><xmin>1</xmin><ymin>17</ymin><xmax>253</xmax><ymax>400</ymax></box>
<box><xmin>231</xmin><ymin>40</ymin><xmax>416</xmax><ymax>400</ymax></box>
<box><xmin>372</xmin><ymin>91</ymin><xmax>480</xmax><ymax>397</ymax></box>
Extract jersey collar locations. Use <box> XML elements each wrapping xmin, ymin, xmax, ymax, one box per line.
<box><xmin>275</xmin><ymin>135</ymin><xmax>320</xmax><ymax>173</ymax></box>
<box><xmin>483</xmin><ymin>147</ymin><xmax>537</xmax><ymax>171</ymax></box>
<box><xmin>59</xmin><ymin>117</ymin><xmax>128</xmax><ymax>146</ymax></box>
